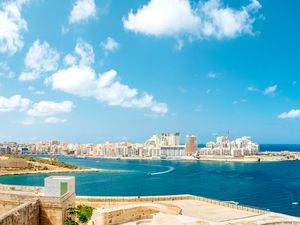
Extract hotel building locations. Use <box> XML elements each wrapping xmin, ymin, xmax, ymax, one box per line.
<box><xmin>185</xmin><ymin>135</ymin><xmax>198</xmax><ymax>156</ymax></box>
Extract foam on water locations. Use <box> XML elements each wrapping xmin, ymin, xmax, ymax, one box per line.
<box><xmin>148</xmin><ymin>166</ymin><xmax>175</xmax><ymax>175</ymax></box>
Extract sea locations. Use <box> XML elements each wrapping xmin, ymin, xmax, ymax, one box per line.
<box><xmin>0</xmin><ymin>144</ymin><xmax>300</xmax><ymax>217</ymax></box>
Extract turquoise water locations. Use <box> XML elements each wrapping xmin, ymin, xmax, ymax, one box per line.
<box><xmin>0</xmin><ymin>156</ymin><xmax>300</xmax><ymax>217</ymax></box>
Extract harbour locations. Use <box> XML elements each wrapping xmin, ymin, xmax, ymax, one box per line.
<box><xmin>0</xmin><ymin>155</ymin><xmax>300</xmax><ymax>217</ymax></box>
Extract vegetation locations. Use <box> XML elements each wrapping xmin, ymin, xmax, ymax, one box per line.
<box><xmin>27</xmin><ymin>157</ymin><xmax>79</xmax><ymax>169</ymax></box>
<box><xmin>65</xmin><ymin>205</ymin><xmax>95</xmax><ymax>225</ymax></box>
<box><xmin>0</xmin><ymin>153</ymin><xmax>79</xmax><ymax>169</ymax></box>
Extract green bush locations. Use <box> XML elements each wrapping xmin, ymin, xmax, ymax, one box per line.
<box><xmin>65</xmin><ymin>205</ymin><xmax>94</xmax><ymax>225</ymax></box>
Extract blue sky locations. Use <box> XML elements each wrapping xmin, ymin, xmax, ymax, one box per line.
<box><xmin>0</xmin><ymin>0</ymin><xmax>299</xmax><ymax>144</ymax></box>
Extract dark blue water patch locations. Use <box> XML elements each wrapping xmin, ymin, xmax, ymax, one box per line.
<box><xmin>197</xmin><ymin>144</ymin><xmax>300</xmax><ymax>152</ymax></box>
<box><xmin>0</xmin><ymin>157</ymin><xmax>300</xmax><ymax>217</ymax></box>
<box><xmin>259</xmin><ymin>144</ymin><xmax>300</xmax><ymax>152</ymax></box>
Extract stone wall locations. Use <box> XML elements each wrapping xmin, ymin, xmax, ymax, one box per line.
<box><xmin>0</xmin><ymin>184</ymin><xmax>43</xmax><ymax>194</ymax></box>
<box><xmin>0</xmin><ymin>200</ymin><xmax>39</xmax><ymax>225</ymax></box>
<box><xmin>90</xmin><ymin>205</ymin><xmax>159</xmax><ymax>225</ymax></box>
<box><xmin>0</xmin><ymin>181</ymin><xmax>75</xmax><ymax>225</ymax></box>
<box><xmin>77</xmin><ymin>194</ymin><xmax>266</xmax><ymax>214</ymax></box>
<box><xmin>39</xmin><ymin>191</ymin><xmax>76</xmax><ymax>225</ymax></box>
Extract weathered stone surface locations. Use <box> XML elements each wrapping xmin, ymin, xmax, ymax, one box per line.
<box><xmin>0</xmin><ymin>200</ymin><xmax>39</xmax><ymax>225</ymax></box>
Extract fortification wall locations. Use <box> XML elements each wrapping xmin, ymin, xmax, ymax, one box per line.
<box><xmin>90</xmin><ymin>205</ymin><xmax>159</xmax><ymax>225</ymax></box>
<box><xmin>39</xmin><ymin>191</ymin><xmax>76</xmax><ymax>225</ymax></box>
<box><xmin>0</xmin><ymin>184</ymin><xmax>43</xmax><ymax>194</ymax></box>
<box><xmin>77</xmin><ymin>194</ymin><xmax>266</xmax><ymax>214</ymax></box>
<box><xmin>0</xmin><ymin>200</ymin><xmax>39</xmax><ymax>225</ymax></box>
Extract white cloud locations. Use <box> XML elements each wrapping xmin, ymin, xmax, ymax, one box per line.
<box><xmin>233</xmin><ymin>99</ymin><xmax>247</xmax><ymax>104</ymax></box>
<box><xmin>199</xmin><ymin>0</ymin><xmax>261</xmax><ymax>39</ymax></box>
<box><xmin>178</xmin><ymin>86</ymin><xmax>187</xmax><ymax>93</ymax></box>
<box><xmin>34</xmin><ymin>90</ymin><xmax>45</xmax><ymax>95</ymax></box>
<box><xmin>208</xmin><ymin>72</ymin><xmax>217</xmax><ymax>78</ymax></box>
<box><xmin>64</xmin><ymin>54</ymin><xmax>77</xmax><ymax>66</ymax></box>
<box><xmin>0</xmin><ymin>62</ymin><xmax>15</xmax><ymax>78</ymax></box>
<box><xmin>247</xmin><ymin>85</ymin><xmax>277</xmax><ymax>95</ymax></box>
<box><xmin>75</xmin><ymin>39</ymin><xmax>94</xmax><ymax>66</ymax></box>
<box><xmin>69</xmin><ymin>0</ymin><xmax>96</xmax><ymax>24</ymax></box>
<box><xmin>19</xmin><ymin>40</ymin><xmax>60</xmax><ymax>81</ymax></box>
<box><xmin>61</xmin><ymin>25</ymin><xmax>69</xmax><ymax>35</ymax></box>
<box><xmin>27</xmin><ymin>100</ymin><xmax>75</xmax><ymax>117</ymax></box>
<box><xmin>123</xmin><ymin>0</ymin><xmax>261</xmax><ymax>43</ymax></box>
<box><xmin>0</xmin><ymin>94</ymin><xmax>30</xmax><ymax>112</ymax></box>
<box><xmin>194</xmin><ymin>104</ymin><xmax>203</xmax><ymax>112</ymax></box>
<box><xmin>175</xmin><ymin>39</ymin><xmax>184</xmax><ymax>50</ymax></box>
<box><xmin>278</xmin><ymin>109</ymin><xmax>300</xmax><ymax>119</ymax></box>
<box><xmin>123</xmin><ymin>0</ymin><xmax>200</xmax><ymax>37</ymax></box>
<box><xmin>44</xmin><ymin>117</ymin><xmax>67</xmax><ymax>124</ymax></box>
<box><xmin>28</xmin><ymin>85</ymin><xmax>35</xmax><ymax>91</ymax></box>
<box><xmin>263</xmin><ymin>85</ymin><xmax>277</xmax><ymax>95</ymax></box>
<box><xmin>19</xmin><ymin>71</ymin><xmax>39</xmax><ymax>81</ymax></box>
<box><xmin>46</xmin><ymin>40</ymin><xmax>168</xmax><ymax>115</ymax></box>
<box><xmin>247</xmin><ymin>86</ymin><xmax>260</xmax><ymax>92</ymax></box>
<box><xmin>0</xmin><ymin>62</ymin><xmax>9</xmax><ymax>71</ymax></box>
<box><xmin>16</xmin><ymin>118</ymin><xmax>35</xmax><ymax>126</ymax></box>
<box><xmin>100</xmin><ymin>37</ymin><xmax>120</xmax><ymax>53</ymax></box>
<box><xmin>0</xmin><ymin>0</ymin><xmax>28</xmax><ymax>55</ymax></box>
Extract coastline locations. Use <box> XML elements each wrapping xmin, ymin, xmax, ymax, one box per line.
<box><xmin>0</xmin><ymin>167</ymin><xmax>128</xmax><ymax>177</ymax></box>
<box><xmin>65</xmin><ymin>151</ymin><xmax>300</xmax><ymax>163</ymax></box>
<box><xmin>0</xmin><ymin>154</ymin><xmax>128</xmax><ymax>177</ymax></box>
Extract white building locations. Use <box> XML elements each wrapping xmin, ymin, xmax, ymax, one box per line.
<box><xmin>144</xmin><ymin>132</ymin><xmax>185</xmax><ymax>158</ymax></box>
<box><xmin>199</xmin><ymin>136</ymin><xmax>259</xmax><ymax>157</ymax></box>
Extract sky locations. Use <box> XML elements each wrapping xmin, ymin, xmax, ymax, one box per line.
<box><xmin>0</xmin><ymin>0</ymin><xmax>299</xmax><ymax>144</ymax></box>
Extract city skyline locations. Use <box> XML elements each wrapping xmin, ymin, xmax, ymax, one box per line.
<box><xmin>0</xmin><ymin>0</ymin><xmax>300</xmax><ymax>144</ymax></box>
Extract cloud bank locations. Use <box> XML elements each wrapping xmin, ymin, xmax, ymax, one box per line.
<box><xmin>123</xmin><ymin>0</ymin><xmax>262</xmax><ymax>40</ymax></box>
<box><xmin>69</xmin><ymin>0</ymin><xmax>96</xmax><ymax>24</ymax></box>
<box><xmin>0</xmin><ymin>0</ymin><xmax>28</xmax><ymax>55</ymax></box>
<box><xmin>45</xmin><ymin>40</ymin><xmax>168</xmax><ymax>115</ymax></box>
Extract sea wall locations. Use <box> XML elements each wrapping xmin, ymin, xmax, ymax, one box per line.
<box><xmin>0</xmin><ymin>200</ymin><xmax>39</xmax><ymax>225</ymax></box>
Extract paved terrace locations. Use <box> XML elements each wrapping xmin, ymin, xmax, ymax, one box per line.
<box><xmin>77</xmin><ymin>195</ymin><xmax>300</xmax><ymax>225</ymax></box>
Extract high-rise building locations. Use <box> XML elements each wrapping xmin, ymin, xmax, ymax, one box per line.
<box><xmin>146</xmin><ymin>132</ymin><xmax>180</xmax><ymax>146</ymax></box>
<box><xmin>185</xmin><ymin>135</ymin><xmax>198</xmax><ymax>155</ymax></box>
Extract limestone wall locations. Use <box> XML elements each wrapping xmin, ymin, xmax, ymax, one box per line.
<box><xmin>90</xmin><ymin>205</ymin><xmax>159</xmax><ymax>225</ymax></box>
<box><xmin>0</xmin><ymin>184</ymin><xmax>43</xmax><ymax>194</ymax></box>
<box><xmin>39</xmin><ymin>192</ymin><xmax>76</xmax><ymax>225</ymax></box>
<box><xmin>0</xmin><ymin>200</ymin><xmax>39</xmax><ymax>225</ymax></box>
<box><xmin>77</xmin><ymin>194</ymin><xmax>266</xmax><ymax>214</ymax></box>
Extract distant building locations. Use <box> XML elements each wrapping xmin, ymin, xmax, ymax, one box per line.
<box><xmin>160</xmin><ymin>146</ymin><xmax>185</xmax><ymax>158</ymax></box>
<box><xmin>199</xmin><ymin>136</ymin><xmax>259</xmax><ymax>157</ymax></box>
<box><xmin>146</xmin><ymin>132</ymin><xmax>180</xmax><ymax>146</ymax></box>
<box><xmin>185</xmin><ymin>135</ymin><xmax>198</xmax><ymax>155</ymax></box>
<box><xmin>145</xmin><ymin>132</ymin><xmax>184</xmax><ymax>158</ymax></box>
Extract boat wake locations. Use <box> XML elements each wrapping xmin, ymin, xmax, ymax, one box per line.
<box><xmin>148</xmin><ymin>166</ymin><xmax>175</xmax><ymax>176</ymax></box>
